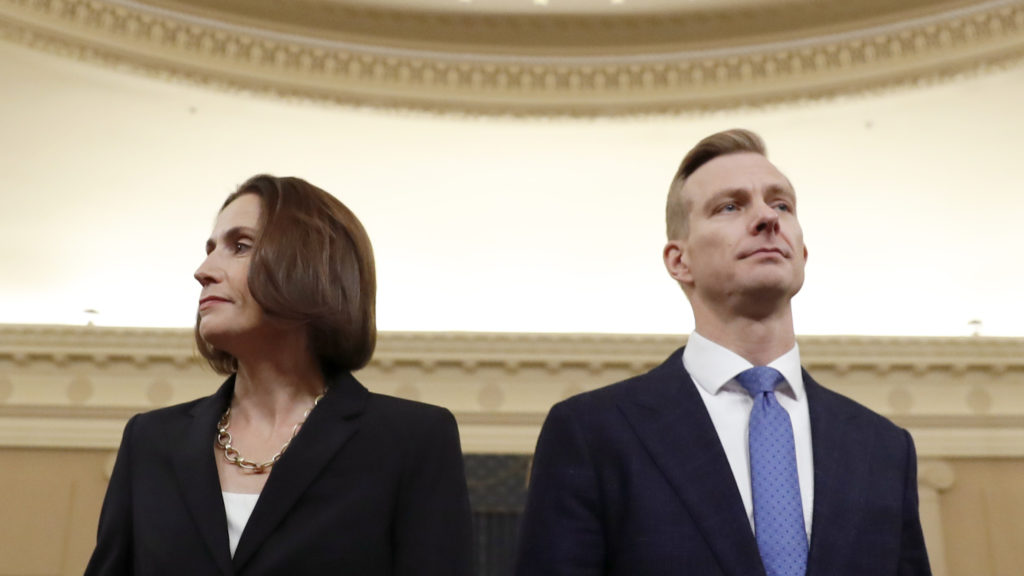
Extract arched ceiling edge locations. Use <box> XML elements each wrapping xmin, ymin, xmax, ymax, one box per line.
<box><xmin>1</xmin><ymin>0</ymin><xmax>1022</xmax><ymax>116</ymax></box>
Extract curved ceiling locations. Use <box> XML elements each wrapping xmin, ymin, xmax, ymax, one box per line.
<box><xmin>1</xmin><ymin>0</ymin><xmax>1022</xmax><ymax>114</ymax></box>
<box><xmin>341</xmin><ymin>0</ymin><xmax>765</xmax><ymax>15</ymax></box>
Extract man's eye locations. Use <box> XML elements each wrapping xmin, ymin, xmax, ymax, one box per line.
<box><xmin>720</xmin><ymin>203</ymin><xmax>737</xmax><ymax>213</ymax></box>
<box><xmin>774</xmin><ymin>202</ymin><xmax>792</xmax><ymax>212</ymax></box>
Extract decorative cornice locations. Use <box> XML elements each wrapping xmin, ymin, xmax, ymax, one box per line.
<box><xmin>0</xmin><ymin>324</ymin><xmax>198</xmax><ymax>367</ymax></box>
<box><xmin>2</xmin><ymin>325</ymin><xmax>1023</xmax><ymax>454</ymax></box>
<box><xmin>4</xmin><ymin>324</ymin><xmax>1024</xmax><ymax>373</ymax></box>
<box><xmin>1</xmin><ymin>0</ymin><xmax>1022</xmax><ymax>115</ymax></box>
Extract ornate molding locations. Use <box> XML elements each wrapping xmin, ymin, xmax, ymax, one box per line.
<box><xmin>5</xmin><ymin>324</ymin><xmax>1024</xmax><ymax>372</ymax></box>
<box><xmin>2</xmin><ymin>324</ymin><xmax>1024</xmax><ymax>454</ymax></box>
<box><xmin>1</xmin><ymin>0</ymin><xmax>1022</xmax><ymax>115</ymax></box>
<box><xmin>917</xmin><ymin>458</ymin><xmax>956</xmax><ymax>575</ymax></box>
<box><xmin>919</xmin><ymin>459</ymin><xmax>957</xmax><ymax>491</ymax></box>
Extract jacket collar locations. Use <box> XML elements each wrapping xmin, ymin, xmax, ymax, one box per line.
<box><xmin>803</xmin><ymin>374</ymin><xmax>872</xmax><ymax>575</ymax></box>
<box><xmin>618</xmin><ymin>347</ymin><xmax>766</xmax><ymax>576</ymax></box>
<box><xmin>173</xmin><ymin>370</ymin><xmax>370</xmax><ymax>574</ymax></box>
<box><xmin>174</xmin><ymin>377</ymin><xmax>235</xmax><ymax>576</ymax></box>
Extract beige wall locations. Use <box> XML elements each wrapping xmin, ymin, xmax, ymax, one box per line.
<box><xmin>3</xmin><ymin>452</ymin><xmax>1023</xmax><ymax>575</ymax></box>
<box><xmin>942</xmin><ymin>460</ymin><xmax>1024</xmax><ymax>576</ymax></box>
<box><xmin>0</xmin><ymin>448</ymin><xmax>108</xmax><ymax>575</ymax></box>
<box><xmin>2</xmin><ymin>325</ymin><xmax>1023</xmax><ymax>575</ymax></box>
<box><xmin>2</xmin><ymin>36</ymin><xmax>1024</xmax><ymax>338</ymax></box>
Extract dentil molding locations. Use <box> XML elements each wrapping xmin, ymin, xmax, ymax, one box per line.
<box><xmin>1</xmin><ymin>324</ymin><xmax>1023</xmax><ymax>454</ymax></box>
<box><xmin>0</xmin><ymin>0</ymin><xmax>1022</xmax><ymax>115</ymax></box>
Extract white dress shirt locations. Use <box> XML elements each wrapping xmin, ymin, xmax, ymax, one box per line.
<box><xmin>682</xmin><ymin>331</ymin><xmax>814</xmax><ymax>537</ymax></box>
<box><xmin>222</xmin><ymin>491</ymin><xmax>260</xmax><ymax>557</ymax></box>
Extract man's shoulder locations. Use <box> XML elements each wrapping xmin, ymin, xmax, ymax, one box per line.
<box><xmin>553</xmin><ymin>346</ymin><xmax>687</xmax><ymax>414</ymax></box>
<box><xmin>804</xmin><ymin>371</ymin><xmax>907</xmax><ymax>434</ymax></box>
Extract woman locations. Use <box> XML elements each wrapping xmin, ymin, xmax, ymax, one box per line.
<box><xmin>85</xmin><ymin>175</ymin><xmax>474</xmax><ymax>575</ymax></box>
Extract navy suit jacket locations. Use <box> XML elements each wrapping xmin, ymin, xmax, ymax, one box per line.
<box><xmin>85</xmin><ymin>370</ymin><xmax>474</xmax><ymax>576</ymax></box>
<box><xmin>516</xmin><ymin>347</ymin><xmax>931</xmax><ymax>576</ymax></box>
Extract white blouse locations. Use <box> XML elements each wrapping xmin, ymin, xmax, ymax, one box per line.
<box><xmin>222</xmin><ymin>491</ymin><xmax>260</xmax><ymax>557</ymax></box>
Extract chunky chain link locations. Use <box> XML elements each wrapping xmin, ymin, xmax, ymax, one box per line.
<box><xmin>215</xmin><ymin>391</ymin><xmax>325</xmax><ymax>474</ymax></box>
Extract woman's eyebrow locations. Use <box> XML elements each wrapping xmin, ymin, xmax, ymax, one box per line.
<box><xmin>205</xmin><ymin>226</ymin><xmax>257</xmax><ymax>252</ymax></box>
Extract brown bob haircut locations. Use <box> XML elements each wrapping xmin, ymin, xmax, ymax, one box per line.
<box><xmin>665</xmin><ymin>128</ymin><xmax>767</xmax><ymax>240</ymax></box>
<box><xmin>196</xmin><ymin>175</ymin><xmax>377</xmax><ymax>376</ymax></box>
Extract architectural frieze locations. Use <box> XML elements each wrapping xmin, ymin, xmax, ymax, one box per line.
<box><xmin>1</xmin><ymin>0</ymin><xmax>1022</xmax><ymax>114</ymax></box>
<box><xmin>1</xmin><ymin>324</ymin><xmax>1022</xmax><ymax>455</ymax></box>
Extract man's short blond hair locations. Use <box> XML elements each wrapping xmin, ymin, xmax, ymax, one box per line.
<box><xmin>665</xmin><ymin>129</ymin><xmax>767</xmax><ymax>240</ymax></box>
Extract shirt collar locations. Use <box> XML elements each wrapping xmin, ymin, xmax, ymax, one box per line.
<box><xmin>682</xmin><ymin>331</ymin><xmax>805</xmax><ymax>400</ymax></box>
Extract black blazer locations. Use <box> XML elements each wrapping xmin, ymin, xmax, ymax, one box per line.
<box><xmin>85</xmin><ymin>370</ymin><xmax>474</xmax><ymax>576</ymax></box>
<box><xmin>516</xmin><ymin>347</ymin><xmax>931</xmax><ymax>576</ymax></box>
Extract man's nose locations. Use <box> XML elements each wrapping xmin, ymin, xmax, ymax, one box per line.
<box><xmin>752</xmin><ymin>202</ymin><xmax>780</xmax><ymax>234</ymax></box>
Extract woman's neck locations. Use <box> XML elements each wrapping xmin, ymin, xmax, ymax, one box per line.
<box><xmin>230</xmin><ymin>331</ymin><xmax>325</xmax><ymax>427</ymax></box>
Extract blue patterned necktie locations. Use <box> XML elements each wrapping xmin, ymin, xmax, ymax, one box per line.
<box><xmin>735</xmin><ymin>366</ymin><xmax>808</xmax><ymax>576</ymax></box>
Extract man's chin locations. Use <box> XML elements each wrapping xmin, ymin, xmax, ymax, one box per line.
<box><xmin>734</xmin><ymin>277</ymin><xmax>802</xmax><ymax>308</ymax></box>
<box><xmin>742</xmin><ymin>271</ymin><xmax>799</xmax><ymax>292</ymax></box>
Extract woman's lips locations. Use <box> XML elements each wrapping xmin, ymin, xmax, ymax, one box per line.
<box><xmin>198</xmin><ymin>296</ymin><xmax>230</xmax><ymax>310</ymax></box>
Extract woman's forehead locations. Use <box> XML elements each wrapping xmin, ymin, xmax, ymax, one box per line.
<box><xmin>215</xmin><ymin>194</ymin><xmax>262</xmax><ymax>231</ymax></box>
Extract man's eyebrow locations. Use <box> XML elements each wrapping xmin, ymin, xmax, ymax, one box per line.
<box><xmin>765</xmin><ymin>183</ymin><xmax>797</xmax><ymax>202</ymax></box>
<box><xmin>766</xmin><ymin>182</ymin><xmax>795</xmax><ymax>194</ymax></box>
<box><xmin>704</xmin><ymin>187</ymin><xmax>750</xmax><ymax>206</ymax></box>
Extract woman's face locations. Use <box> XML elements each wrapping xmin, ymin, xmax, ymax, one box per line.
<box><xmin>194</xmin><ymin>194</ymin><xmax>265</xmax><ymax>354</ymax></box>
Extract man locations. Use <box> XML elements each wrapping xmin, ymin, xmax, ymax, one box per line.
<box><xmin>515</xmin><ymin>129</ymin><xmax>931</xmax><ymax>576</ymax></box>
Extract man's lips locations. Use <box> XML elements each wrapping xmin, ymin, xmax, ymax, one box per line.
<box><xmin>739</xmin><ymin>247</ymin><xmax>789</xmax><ymax>259</ymax></box>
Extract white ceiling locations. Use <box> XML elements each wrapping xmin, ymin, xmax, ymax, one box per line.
<box><xmin>2</xmin><ymin>39</ymin><xmax>1023</xmax><ymax>337</ymax></box>
<box><xmin>342</xmin><ymin>0</ymin><xmax>745</xmax><ymax>14</ymax></box>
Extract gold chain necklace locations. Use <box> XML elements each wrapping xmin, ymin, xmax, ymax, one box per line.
<box><xmin>215</xmin><ymin>391</ymin><xmax>325</xmax><ymax>474</ymax></box>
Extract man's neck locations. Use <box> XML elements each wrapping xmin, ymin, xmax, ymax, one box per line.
<box><xmin>691</xmin><ymin>304</ymin><xmax>796</xmax><ymax>366</ymax></box>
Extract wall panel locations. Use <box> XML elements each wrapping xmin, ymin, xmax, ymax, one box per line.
<box><xmin>1</xmin><ymin>325</ymin><xmax>1022</xmax><ymax>574</ymax></box>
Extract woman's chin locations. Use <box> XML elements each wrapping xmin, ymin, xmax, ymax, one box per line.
<box><xmin>198</xmin><ymin>322</ymin><xmax>232</xmax><ymax>350</ymax></box>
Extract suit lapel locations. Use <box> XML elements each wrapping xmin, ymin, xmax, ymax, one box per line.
<box><xmin>173</xmin><ymin>377</ymin><xmax>235</xmax><ymax>576</ymax></box>
<box><xmin>618</xmin><ymin>349</ymin><xmax>765</xmax><ymax>576</ymax></box>
<box><xmin>804</xmin><ymin>373</ymin><xmax>873</xmax><ymax>575</ymax></box>
<box><xmin>231</xmin><ymin>370</ymin><xmax>369</xmax><ymax>571</ymax></box>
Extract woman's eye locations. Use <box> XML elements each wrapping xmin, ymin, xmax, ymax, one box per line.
<box><xmin>234</xmin><ymin>242</ymin><xmax>252</xmax><ymax>253</ymax></box>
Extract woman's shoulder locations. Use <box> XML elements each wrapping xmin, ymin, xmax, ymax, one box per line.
<box><xmin>122</xmin><ymin>394</ymin><xmax>220</xmax><ymax>437</ymax></box>
<box><xmin>364</xmin><ymin>392</ymin><xmax>456</xmax><ymax>426</ymax></box>
<box><xmin>358</xmin><ymin>394</ymin><xmax>463</xmax><ymax>463</ymax></box>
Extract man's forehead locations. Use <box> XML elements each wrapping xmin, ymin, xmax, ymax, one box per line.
<box><xmin>682</xmin><ymin>152</ymin><xmax>792</xmax><ymax>198</ymax></box>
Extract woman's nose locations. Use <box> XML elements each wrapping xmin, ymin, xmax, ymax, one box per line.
<box><xmin>194</xmin><ymin>255</ymin><xmax>219</xmax><ymax>286</ymax></box>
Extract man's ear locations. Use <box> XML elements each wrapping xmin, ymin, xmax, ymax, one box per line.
<box><xmin>663</xmin><ymin>240</ymin><xmax>693</xmax><ymax>286</ymax></box>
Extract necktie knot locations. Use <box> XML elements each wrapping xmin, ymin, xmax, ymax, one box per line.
<box><xmin>735</xmin><ymin>366</ymin><xmax>786</xmax><ymax>397</ymax></box>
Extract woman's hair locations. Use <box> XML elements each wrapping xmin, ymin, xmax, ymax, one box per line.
<box><xmin>196</xmin><ymin>175</ymin><xmax>377</xmax><ymax>376</ymax></box>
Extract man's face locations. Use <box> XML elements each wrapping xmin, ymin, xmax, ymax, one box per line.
<box><xmin>668</xmin><ymin>152</ymin><xmax>807</xmax><ymax>309</ymax></box>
